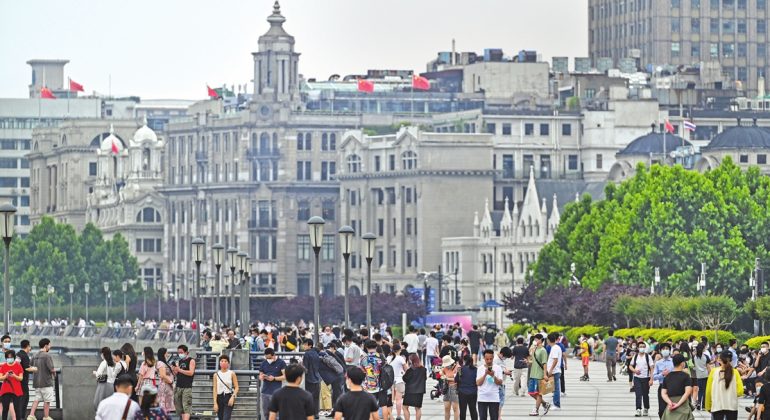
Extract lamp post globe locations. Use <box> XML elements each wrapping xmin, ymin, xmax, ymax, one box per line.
<box><xmin>0</xmin><ymin>203</ymin><xmax>16</xmax><ymax>334</ymax></box>
<box><xmin>338</xmin><ymin>225</ymin><xmax>355</xmax><ymax>328</ymax></box>
<box><xmin>307</xmin><ymin>216</ymin><xmax>325</xmax><ymax>344</ymax></box>
<box><xmin>31</xmin><ymin>284</ymin><xmax>37</xmax><ymax>321</ymax></box>
<box><xmin>362</xmin><ymin>232</ymin><xmax>377</xmax><ymax>330</ymax></box>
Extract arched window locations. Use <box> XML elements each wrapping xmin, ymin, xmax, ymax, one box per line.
<box><xmin>401</xmin><ymin>151</ymin><xmax>418</xmax><ymax>170</ymax></box>
<box><xmin>136</xmin><ymin>207</ymin><xmax>162</xmax><ymax>223</ymax></box>
<box><xmin>251</xmin><ymin>133</ymin><xmax>258</xmax><ymax>149</ymax></box>
<box><xmin>142</xmin><ymin>148</ymin><xmax>151</xmax><ymax>170</ymax></box>
<box><xmin>272</xmin><ymin>132</ymin><xmax>278</xmax><ymax>151</ymax></box>
<box><xmin>347</xmin><ymin>154</ymin><xmax>361</xmax><ymax>173</ymax></box>
<box><xmin>260</xmin><ymin>132</ymin><xmax>270</xmax><ymax>152</ymax></box>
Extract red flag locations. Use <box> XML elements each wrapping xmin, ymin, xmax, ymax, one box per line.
<box><xmin>412</xmin><ymin>75</ymin><xmax>430</xmax><ymax>90</ymax></box>
<box><xmin>664</xmin><ymin>120</ymin><xmax>675</xmax><ymax>134</ymax></box>
<box><xmin>357</xmin><ymin>79</ymin><xmax>374</xmax><ymax>93</ymax></box>
<box><xmin>40</xmin><ymin>87</ymin><xmax>56</xmax><ymax>99</ymax></box>
<box><xmin>207</xmin><ymin>85</ymin><xmax>219</xmax><ymax>99</ymax></box>
<box><xmin>69</xmin><ymin>78</ymin><xmax>84</xmax><ymax>92</ymax></box>
<box><xmin>111</xmin><ymin>140</ymin><xmax>119</xmax><ymax>155</ymax></box>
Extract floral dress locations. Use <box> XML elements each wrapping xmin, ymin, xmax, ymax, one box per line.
<box><xmin>155</xmin><ymin>361</ymin><xmax>175</xmax><ymax>413</ymax></box>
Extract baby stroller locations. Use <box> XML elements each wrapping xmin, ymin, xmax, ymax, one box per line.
<box><xmin>429</xmin><ymin>356</ymin><xmax>445</xmax><ymax>400</ymax></box>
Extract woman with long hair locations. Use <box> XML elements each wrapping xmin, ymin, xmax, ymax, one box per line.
<box><xmin>403</xmin><ymin>353</ymin><xmax>427</xmax><ymax>420</ymax></box>
<box><xmin>112</xmin><ymin>349</ymin><xmax>128</xmax><ymax>379</ymax></box>
<box><xmin>121</xmin><ymin>343</ymin><xmax>139</xmax><ymax>401</ymax></box>
<box><xmin>93</xmin><ymin>346</ymin><xmax>115</xmax><ymax>409</ymax></box>
<box><xmin>155</xmin><ymin>348</ymin><xmax>175</xmax><ymax>414</ymax></box>
<box><xmin>137</xmin><ymin>347</ymin><xmax>157</xmax><ymax>403</ymax></box>
<box><xmin>456</xmin><ymin>354</ymin><xmax>478</xmax><ymax>420</ymax></box>
<box><xmin>440</xmin><ymin>355</ymin><xmax>460</xmax><ymax>420</ymax></box>
<box><xmin>705</xmin><ymin>350</ymin><xmax>743</xmax><ymax>420</ymax></box>
<box><xmin>388</xmin><ymin>344</ymin><xmax>407</xmax><ymax>420</ymax></box>
<box><xmin>134</xmin><ymin>384</ymin><xmax>171</xmax><ymax>419</ymax></box>
<box><xmin>692</xmin><ymin>343</ymin><xmax>712</xmax><ymax>410</ymax></box>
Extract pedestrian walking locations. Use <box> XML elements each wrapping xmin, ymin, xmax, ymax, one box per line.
<box><xmin>604</xmin><ymin>330</ymin><xmax>619</xmax><ymax>382</ymax></box>
<box><xmin>361</xmin><ymin>339</ymin><xmax>393</xmax><ymax>420</ymax></box>
<box><xmin>269</xmin><ymin>364</ymin><xmax>315</xmax><ymax>420</ymax></box>
<box><xmin>468</xmin><ymin>326</ymin><xmax>482</xmax><ymax>365</ymax></box>
<box><xmin>212</xmin><ymin>355</ymin><xmax>239</xmax><ymax>420</ymax></box>
<box><xmin>546</xmin><ymin>333</ymin><xmax>563</xmax><ymax>410</ymax></box>
<box><xmin>259</xmin><ymin>348</ymin><xmax>286</xmax><ymax>420</ymax></box>
<box><xmin>29</xmin><ymin>338</ymin><xmax>56</xmax><ymax>420</ymax></box>
<box><xmin>93</xmin><ymin>346</ymin><xmax>116</xmax><ymax>410</ymax></box>
<box><xmin>630</xmin><ymin>341</ymin><xmax>654</xmax><ymax>417</ymax></box>
<box><xmin>171</xmin><ymin>345</ymin><xmax>196</xmax><ymax>420</ymax></box>
<box><xmin>528</xmin><ymin>334</ymin><xmax>550</xmax><ymax>416</ymax></box>
<box><xmin>457</xmin><ymin>354</ymin><xmax>478</xmax><ymax>420</ymax></box>
<box><xmin>693</xmin><ymin>343</ymin><xmax>712</xmax><ymax>410</ymax></box>
<box><xmin>654</xmin><ymin>343</ymin><xmax>675</xmax><ymax>418</ymax></box>
<box><xmin>137</xmin><ymin>347</ymin><xmax>158</xmax><ymax>404</ymax></box>
<box><xmin>302</xmin><ymin>339</ymin><xmax>323</xmax><ymax>418</ymax></box>
<box><xmin>510</xmin><ymin>337</ymin><xmax>528</xmax><ymax>397</ymax></box>
<box><xmin>155</xmin><ymin>348</ymin><xmax>175</xmax><ymax>414</ymax></box>
<box><xmin>333</xmin><ymin>367</ymin><xmax>378</xmax><ymax>420</ymax></box>
<box><xmin>476</xmin><ymin>349</ymin><xmax>503</xmax><ymax>420</ymax></box>
<box><xmin>0</xmin><ymin>349</ymin><xmax>24</xmax><ymax>420</ymax></box>
<box><xmin>705</xmin><ymin>351</ymin><xmax>743</xmax><ymax>420</ymax></box>
<box><xmin>441</xmin><ymin>355</ymin><xmax>460</xmax><ymax>420</ymax></box>
<box><xmin>425</xmin><ymin>332</ymin><xmax>440</xmax><ymax>368</ymax></box>
<box><xmin>660</xmin><ymin>354</ymin><xmax>694</xmax><ymax>420</ymax></box>
<box><xmin>17</xmin><ymin>340</ymin><xmax>33</xmax><ymax>420</ymax></box>
<box><xmin>402</xmin><ymin>353</ymin><xmax>427</xmax><ymax>420</ymax></box>
<box><xmin>388</xmin><ymin>344</ymin><xmax>407</xmax><ymax>420</ymax></box>
<box><xmin>579</xmin><ymin>335</ymin><xmax>591</xmax><ymax>381</ymax></box>
<box><xmin>121</xmin><ymin>343</ymin><xmax>139</xmax><ymax>401</ymax></box>
<box><xmin>95</xmin><ymin>374</ymin><xmax>140</xmax><ymax>420</ymax></box>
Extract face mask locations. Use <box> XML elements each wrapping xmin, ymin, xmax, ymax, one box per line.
<box><xmin>178</xmin><ymin>352</ymin><xmax>186</xmax><ymax>358</ymax></box>
<box><xmin>661</xmin><ymin>350</ymin><xmax>670</xmax><ymax>358</ymax></box>
<box><xmin>2</xmin><ymin>343</ymin><xmax>10</xmax><ymax>350</ymax></box>
<box><xmin>5</xmin><ymin>358</ymin><xmax>12</xmax><ymax>364</ymax></box>
<box><xmin>716</xmin><ymin>347</ymin><xmax>723</xmax><ymax>353</ymax></box>
<box><xmin>638</xmin><ymin>348</ymin><xmax>646</xmax><ymax>353</ymax></box>
<box><xmin>762</xmin><ymin>348</ymin><xmax>769</xmax><ymax>354</ymax></box>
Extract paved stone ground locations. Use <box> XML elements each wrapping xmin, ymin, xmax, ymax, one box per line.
<box><xmin>407</xmin><ymin>359</ymin><xmax>753</xmax><ymax>420</ymax></box>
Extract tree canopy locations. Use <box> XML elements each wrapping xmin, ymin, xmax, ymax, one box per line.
<box><xmin>2</xmin><ymin>217</ymin><xmax>140</xmax><ymax>307</ymax></box>
<box><xmin>532</xmin><ymin>159</ymin><xmax>770</xmax><ymax>299</ymax></box>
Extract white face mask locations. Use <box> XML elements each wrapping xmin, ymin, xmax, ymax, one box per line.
<box><xmin>661</xmin><ymin>350</ymin><xmax>670</xmax><ymax>358</ymax></box>
<box><xmin>638</xmin><ymin>347</ymin><xmax>646</xmax><ymax>353</ymax></box>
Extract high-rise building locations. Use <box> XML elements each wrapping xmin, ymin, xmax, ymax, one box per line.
<box><xmin>588</xmin><ymin>0</ymin><xmax>768</xmax><ymax>94</ymax></box>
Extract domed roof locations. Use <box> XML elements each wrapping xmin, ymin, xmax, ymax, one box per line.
<box><xmin>617</xmin><ymin>131</ymin><xmax>691</xmax><ymax>156</ymax></box>
<box><xmin>132</xmin><ymin>117</ymin><xmax>158</xmax><ymax>145</ymax></box>
<box><xmin>100</xmin><ymin>124</ymin><xmax>124</xmax><ymax>154</ymax></box>
<box><xmin>704</xmin><ymin>124</ymin><xmax>770</xmax><ymax>150</ymax></box>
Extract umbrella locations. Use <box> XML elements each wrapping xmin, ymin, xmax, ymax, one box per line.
<box><xmin>480</xmin><ymin>299</ymin><xmax>503</xmax><ymax>309</ymax></box>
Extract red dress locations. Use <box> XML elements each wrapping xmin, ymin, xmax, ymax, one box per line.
<box><xmin>0</xmin><ymin>362</ymin><xmax>23</xmax><ymax>396</ymax></box>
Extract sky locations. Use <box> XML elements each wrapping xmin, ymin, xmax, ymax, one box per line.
<box><xmin>0</xmin><ymin>0</ymin><xmax>588</xmax><ymax>100</ymax></box>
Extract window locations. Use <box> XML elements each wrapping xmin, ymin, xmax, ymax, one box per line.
<box><xmin>20</xmin><ymin>178</ymin><xmax>29</xmax><ymax>188</ymax></box>
<box><xmin>723</xmin><ymin>0</ymin><xmax>733</xmax><ymax>7</ymax></box>
<box><xmin>561</xmin><ymin>124</ymin><xmax>572</xmax><ymax>136</ymax></box>
<box><xmin>89</xmin><ymin>162</ymin><xmax>97</xmax><ymax>176</ymax></box>
<box><xmin>691</xmin><ymin>18</ymin><xmax>700</xmax><ymax>32</ymax></box>
<box><xmin>321</xmin><ymin>133</ymin><xmax>330</xmax><ymax>151</ymax></box>
<box><xmin>524</xmin><ymin>123</ymin><xmax>534</xmax><ymax>135</ymax></box>
<box><xmin>723</xmin><ymin>20</ymin><xmax>734</xmax><ymax>33</ymax></box>
<box><xmin>296</xmin><ymin>161</ymin><xmax>311</xmax><ymax>180</ymax></box>
<box><xmin>502</xmin><ymin>154</ymin><xmax>514</xmax><ymax>179</ymax></box>
<box><xmin>136</xmin><ymin>238</ymin><xmax>162</xmax><ymax>253</ymax></box>
<box><xmin>740</xmin><ymin>154</ymin><xmax>749</xmax><ymax>163</ymax></box>
<box><xmin>297</xmin><ymin>235</ymin><xmax>310</xmax><ymax>260</ymax></box>
<box><xmin>671</xmin><ymin>19</ymin><xmax>680</xmax><ymax>33</ymax></box>
<box><xmin>486</xmin><ymin>123</ymin><xmax>496</xmax><ymax>134</ymax></box>
<box><xmin>710</xmin><ymin>43</ymin><xmax>719</xmax><ymax>58</ymax></box>
<box><xmin>759</xmin><ymin>154</ymin><xmax>767</xmax><ymax>164</ymax></box>
<box><xmin>374</xmin><ymin>156</ymin><xmax>381</xmax><ymax>172</ymax></box>
<box><xmin>406</xmin><ymin>218</ymin><xmax>412</xmax><ymax>235</ymax></box>
<box><xmin>322</xmin><ymin>200</ymin><xmax>335</xmax><ymax>221</ymax></box>
<box><xmin>321</xmin><ymin>161</ymin><xmax>336</xmax><ymax>181</ymax></box>
<box><xmin>584</xmin><ymin>88</ymin><xmax>596</xmax><ymax>99</ymax></box>
<box><xmin>20</xmin><ymin>196</ymin><xmax>29</xmax><ymax>207</ymax></box>
<box><xmin>388</xmin><ymin>155</ymin><xmax>395</xmax><ymax>171</ymax></box>
<box><xmin>321</xmin><ymin>235</ymin><xmax>334</xmax><ymax>260</ymax></box>
<box><xmin>539</xmin><ymin>123</ymin><xmax>549</xmax><ymax>136</ymax></box>
<box><xmin>378</xmin><ymin>218</ymin><xmax>384</xmax><ymax>236</ymax></box>
<box><xmin>671</xmin><ymin>42</ymin><xmax>681</xmax><ymax>57</ymax></box>
<box><xmin>738</xmin><ymin>0</ymin><xmax>746</xmax><ymax>8</ymax></box>
<box><xmin>692</xmin><ymin>44</ymin><xmax>701</xmax><ymax>58</ymax></box>
<box><xmin>692</xmin><ymin>0</ymin><xmax>701</xmax><ymax>8</ymax></box>
<box><xmin>596</xmin><ymin>154</ymin><xmax>603</xmax><ymax>170</ymax></box>
<box><xmin>502</xmin><ymin>123</ymin><xmax>512</xmax><ymax>135</ymax></box>
<box><xmin>710</xmin><ymin>19</ymin><xmax>719</xmax><ymax>34</ymax></box>
<box><xmin>347</xmin><ymin>155</ymin><xmax>361</xmax><ymax>173</ymax></box>
<box><xmin>672</xmin><ymin>0</ymin><xmax>680</xmax><ymax>6</ymax></box>
<box><xmin>759</xmin><ymin>20</ymin><xmax>767</xmax><ymax>34</ymax></box>
<box><xmin>760</xmin><ymin>0</ymin><xmax>767</xmax><ymax>9</ymax></box>
<box><xmin>737</xmin><ymin>20</ymin><xmax>746</xmax><ymax>34</ymax></box>
<box><xmin>402</xmin><ymin>151</ymin><xmax>417</xmax><ymax>170</ymax></box>
<box><xmin>759</xmin><ymin>47</ymin><xmax>767</xmax><ymax>59</ymax></box>
<box><xmin>568</xmin><ymin>155</ymin><xmax>579</xmax><ymax>171</ymax></box>
<box><xmin>136</xmin><ymin>207</ymin><xmax>162</xmax><ymax>223</ymax></box>
<box><xmin>522</xmin><ymin>154</ymin><xmax>534</xmax><ymax>173</ymax></box>
<box><xmin>297</xmin><ymin>200</ymin><xmax>310</xmax><ymax>221</ymax></box>
<box><xmin>297</xmin><ymin>274</ymin><xmax>310</xmax><ymax>296</ymax></box>
<box><xmin>723</xmin><ymin>43</ymin><xmax>734</xmax><ymax>57</ymax></box>
<box><xmin>738</xmin><ymin>43</ymin><xmax>747</xmax><ymax>58</ymax></box>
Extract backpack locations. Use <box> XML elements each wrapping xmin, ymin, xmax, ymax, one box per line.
<box><xmin>320</xmin><ymin>352</ymin><xmax>344</xmax><ymax>375</ymax></box>
<box><xmin>379</xmin><ymin>358</ymin><xmax>395</xmax><ymax>391</ymax></box>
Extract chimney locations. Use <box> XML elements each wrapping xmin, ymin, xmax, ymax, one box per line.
<box><xmin>451</xmin><ymin>38</ymin><xmax>456</xmax><ymax>66</ymax></box>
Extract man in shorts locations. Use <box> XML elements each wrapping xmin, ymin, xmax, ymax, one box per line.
<box><xmin>528</xmin><ymin>334</ymin><xmax>550</xmax><ymax>417</ymax></box>
<box><xmin>172</xmin><ymin>344</ymin><xmax>196</xmax><ymax>420</ymax></box>
<box><xmin>28</xmin><ymin>338</ymin><xmax>55</xmax><ymax>420</ymax></box>
<box><xmin>360</xmin><ymin>340</ymin><xmax>392</xmax><ymax>418</ymax></box>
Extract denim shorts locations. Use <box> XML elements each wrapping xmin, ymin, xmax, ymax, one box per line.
<box><xmin>499</xmin><ymin>385</ymin><xmax>506</xmax><ymax>406</ymax></box>
<box><xmin>527</xmin><ymin>378</ymin><xmax>540</xmax><ymax>395</ymax></box>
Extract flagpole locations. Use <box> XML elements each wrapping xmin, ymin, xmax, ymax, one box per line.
<box><xmin>410</xmin><ymin>73</ymin><xmax>415</xmax><ymax>119</ymax></box>
<box><xmin>67</xmin><ymin>78</ymin><xmax>70</xmax><ymax>118</ymax></box>
<box><xmin>663</xmin><ymin>121</ymin><xmax>666</xmax><ymax>164</ymax></box>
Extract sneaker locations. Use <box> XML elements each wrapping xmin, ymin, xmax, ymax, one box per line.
<box><xmin>543</xmin><ymin>402</ymin><xmax>551</xmax><ymax>415</ymax></box>
<box><xmin>746</xmin><ymin>406</ymin><xmax>753</xmax><ymax>413</ymax></box>
<box><xmin>613</xmin><ymin>376</ymin><xmax>617</xmax><ymax>381</ymax></box>
<box><xmin>642</xmin><ymin>408</ymin><xmax>648</xmax><ymax>416</ymax></box>
<box><xmin>561</xmin><ymin>392</ymin><xmax>567</xmax><ymax>397</ymax></box>
<box><xmin>26</xmin><ymin>417</ymin><xmax>36</xmax><ymax>420</ymax></box>
<box><xmin>635</xmin><ymin>409</ymin><xmax>642</xmax><ymax>417</ymax></box>
<box><xmin>529</xmin><ymin>409</ymin><xmax>539</xmax><ymax>416</ymax></box>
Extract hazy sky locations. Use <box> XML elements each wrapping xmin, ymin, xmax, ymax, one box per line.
<box><xmin>0</xmin><ymin>0</ymin><xmax>588</xmax><ymax>99</ymax></box>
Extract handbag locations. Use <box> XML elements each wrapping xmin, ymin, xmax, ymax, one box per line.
<box><xmin>534</xmin><ymin>350</ymin><xmax>555</xmax><ymax>396</ymax></box>
<box><xmin>96</xmin><ymin>374</ymin><xmax>108</xmax><ymax>383</ymax></box>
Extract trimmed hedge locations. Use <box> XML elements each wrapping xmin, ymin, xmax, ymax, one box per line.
<box><xmin>507</xmin><ymin>324</ymin><xmax>737</xmax><ymax>345</ymax></box>
<box><xmin>745</xmin><ymin>335</ymin><xmax>770</xmax><ymax>349</ymax></box>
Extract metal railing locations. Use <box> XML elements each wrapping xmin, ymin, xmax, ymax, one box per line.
<box><xmin>11</xmin><ymin>325</ymin><xmax>199</xmax><ymax>344</ymax></box>
<box><xmin>190</xmin><ymin>369</ymin><xmax>262</xmax><ymax>420</ymax></box>
<box><xmin>195</xmin><ymin>351</ymin><xmax>304</xmax><ymax>371</ymax></box>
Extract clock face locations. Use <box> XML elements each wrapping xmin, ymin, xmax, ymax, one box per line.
<box><xmin>260</xmin><ymin>105</ymin><xmax>271</xmax><ymax>117</ymax></box>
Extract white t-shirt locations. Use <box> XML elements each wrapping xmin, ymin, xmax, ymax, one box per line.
<box><xmin>96</xmin><ymin>392</ymin><xmax>139</xmax><ymax>420</ymax></box>
<box><xmin>404</xmin><ymin>333</ymin><xmax>419</xmax><ymax>353</ymax></box>
<box><xmin>425</xmin><ymin>337</ymin><xmax>439</xmax><ymax>356</ymax></box>
<box><xmin>476</xmin><ymin>364</ymin><xmax>504</xmax><ymax>403</ymax></box>
<box><xmin>389</xmin><ymin>354</ymin><xmax>407</xmax><ymax>384</ymax></box>
<box><xmin>548</xmin><ymin>345</ymin><xmax>563</xmax><ymax>373</ymax></box>
<box><xmin>344</xmin><ymin>343</ymin><xmax>363</xmax><ymax>366</ymax></box>
<box><xmin>632</xmin><ymin>352</ymin><xmax>653</xmax><ymax>378</ymax></box>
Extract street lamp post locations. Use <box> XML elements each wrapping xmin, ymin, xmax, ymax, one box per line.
<box><xmin>157</xmin><ymin>280</ymin><xmax>162</xmax><ymax>321</ymax></box>
<box><xmin>84</xmin><ymin>283</ymin><xmax>89</xmax><ymax>322</ymax></box>
<box><xmin>122</xmin><ymin>281</ymin><xmax>128</xmax><ymax>321</ymax></box>
<box><xmin>752</xmin><ymin>258</ymin><xmax>761</xmax><ymax>335</ymax></box>
<box><xmin>141</xmin><ymin>280</ymin><xmax>147</xmax><ymax>320</ymax></box>
<box><xmin>192</xmin><ymin>237</ymin><xmax>205</xmax><ymax>328</ymax></box>
<box><xmin>47</xmin><ymin>285</ymin><xmax>53</xmax><ymax>321</ymax></box>
<box><xmin>241</xmin><ymin>256</ymin><xmax>251</xmax><ymax>328</ymax></box>
<box><xmin>212</xmin><ymin>244</ymin><xmax>224</xmax><ymax>329</ymax></box>
<box><xmin>655</xmin><ymin>267</ymin><xmax>661</xmax><ymax>295</ymax></box>
<box><xmin>31</xmin><ymin>285</ymin><xmax>36</xmax><ymax>321</ymax></box>
<box><xmin>226</xmin><ymin>247</ymin><xmax>238</xmax><ymax>327</ymax></box>
<box><xmin>8</xmin><ymin>286</ymin><xmax>13</xmax><ymax>327</ymax></box>
<box><xmin>338</xmin><ymin>225</ymin><xmax>354</xmax><ymax>328</ymax></box>
<box><xmin>68</xmin><ymin>284</ymin><xmax>74</xmax><ymax>321</ymax></box>
<box><xmin>362</xmin><ymin>232</ymin><xmax>376</xmax><ymax>331</ymax></box>
<box><xmin>103</xmin><ymin>282</ymin><xmax>109</xmax><ymax>322</ymax></box>
<box><xmin>698</xmin><ymin>262</ymin><xmax>707</xmax><ymax>295</ymax></box>
<box><xmin>308</xmin><ymin>216</ymin><xmax>325</xmax><ymax>344</ymax></box>
<box><xmin>236</xmin><ymin>251</ymin><xmax>247</xmax><ymax>329</ymax></box>
<box><xmin>0</xmin><ymin>203</ymin><xmax>16</xmax><ymax>334</ymax></box>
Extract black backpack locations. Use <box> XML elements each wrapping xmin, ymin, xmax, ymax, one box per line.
<box><xmin>379</xmin><ymin>356</ymin><xmax>395</xmax><ymax>390</ymax></box>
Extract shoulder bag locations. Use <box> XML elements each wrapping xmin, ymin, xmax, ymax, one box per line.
<box><xmin>534</xmin><ymin>350</ymin><xmax>555</xmax><ymax>395</ymax></box>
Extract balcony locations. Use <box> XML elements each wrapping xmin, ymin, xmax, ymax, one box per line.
<box><xmin>195</xmin><ymin>151</ymin><xmax>208</xmax><ymax>162</ymax></box>
<box><xmin>246</xmin><ymin>148</ymin><xmax>280</xmax><ymax>160</ymax></box>
<box><xmin>247</xmin><ymin>219</ymin><xmax>278</xmax><ymax>229</ymax></box>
